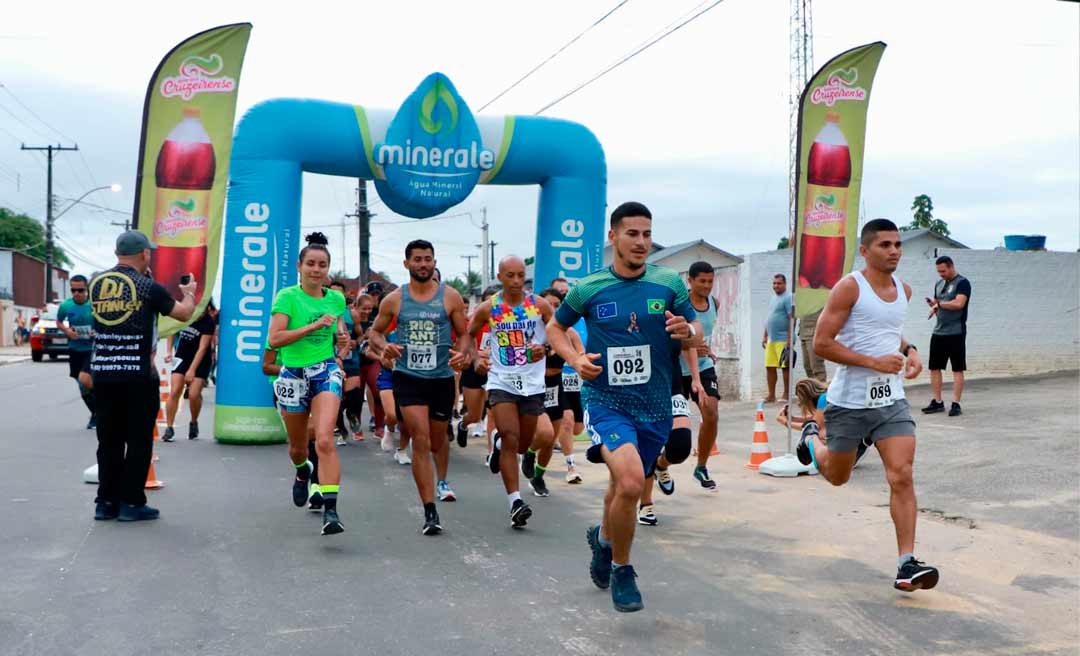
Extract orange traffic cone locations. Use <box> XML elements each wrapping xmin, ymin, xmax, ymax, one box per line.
<box><xmin>157</xmin><ymin>369</ymin><xmax>170</xmax><ymax>429</ymax></box>
<box><xmin>146</xmin><ymin>425</ymin><xmax>164</xmax><ymax>488</ymax></box>
<box><xmin>744</xmin><ymin>402</ymin><xmax>773</xmax><ymax>470</ymax></box>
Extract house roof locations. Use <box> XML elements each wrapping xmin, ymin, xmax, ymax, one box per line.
<box><xmin>645</xmin><ymin>239</ymin><xmax>744</xmax><ymax>264</ymax></box>
<box><xmin>899</xmin><ymin>228</ymin><xmax>968</xmax><ymax>249</ymax></box>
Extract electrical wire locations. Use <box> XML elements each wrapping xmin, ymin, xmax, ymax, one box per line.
<box><xmin>0</xmin><ymin>84</ymin><xmax>77</xmax><ymax>143</ymax></box>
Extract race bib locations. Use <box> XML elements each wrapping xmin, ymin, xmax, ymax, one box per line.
<box><xmin>407</xmin><ymin>344</ymin><xmax>436</xmax><ymax>371</ymax></box>
<box><xmin>544</xmin><ymin>385</ymin><xmax>559</xmax><ymax>408</ymax></box>
<box><xmin>606</xmin><ymin>345</ymin><xmax>651</xmax><ymax>386</ymax></box>
<box><xmin>561</xmin><ymin>372</ymin><xmax>581</xmax><ymax>392</ymax></box>
<box><xmin>170</xmin><ymin>357</ymin><xmax>184</xmax><ymax>372</ymax></box>
<box><xmin>74</xmin><ymin>325</ymin><xmax>92</xmax><ymax>338</ymax></box>
<box><xmin>501</xmin><ymin>372</ymin><xmax>526</xmax><ymax>393</ymax></box>
<box><xmin>671</xmin><ymin>394</ymin><xmax>690</xmax><ymax>417</ymax></box>
<box><xmin>274</xmin><ymin>377</ymin><xmax>307</xmax><ymax>405</ymax></box>
<box><xmin>865</xmin><ymin>374</ymin><xmax>897</xmax><ymax>409</ymax></box>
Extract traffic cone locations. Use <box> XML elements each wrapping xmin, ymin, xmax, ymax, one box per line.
<box><xmin>146</xmin><ymin>425</ymin><xmax>164</xmax><ymax>488</ymax></box>
<box><xmin>157</xmin><ymin>368</ymin><xmax>170</xmax><ymax>430</ymax></box>
<box><xmin>744</xmin><ymin>402</ymin><xmax>773</xmax><ymax>470</ymax></box>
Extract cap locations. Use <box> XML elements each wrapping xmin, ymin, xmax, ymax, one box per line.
<box><xmin>115</xmin><ymin>230</ymin><xmax>157</xmax><ymax>255</ymax></box>
<box><xmin>365</xmin><ymin>282</ymin><xmax>384</xmax><ymax>295</ymax></box>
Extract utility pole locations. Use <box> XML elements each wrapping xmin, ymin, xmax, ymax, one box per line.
<box><xmin>346</xmin><ymin>182</ymin><xmax>373</xmax><ymax>284</ymax></box>
<box><xmin>21</xmin><ymin>143</ymin><xmax>78</xmax><ymax>303</ymax></box>
<box><xmin>478</xmin><ymin>207</ymin><xmax>490</xmax><ymax>292</ymax></box>
<box><xmin>110</xmin><ymin>219</ymin><xmax>132</xmax><ymax>231</ymax></box>
<box><xmin>489</xmin><ymin>240</ymin><xmax>498</xmax><ymax>280</ymax></box>
<box><xmin>460</xmin><ymin>254</ymin><xmax>477</xmax><ymax>296</ymax></box>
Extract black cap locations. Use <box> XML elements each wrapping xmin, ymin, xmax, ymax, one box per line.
<box><xmin>115</xmin><ymin>230</ymin><xmax>157</xmax><ymax>255</ymax></box>
<box><xmin>365</xmin><ymin>282</ymin><xmax>384</xmax><ymax>295</ymax></box>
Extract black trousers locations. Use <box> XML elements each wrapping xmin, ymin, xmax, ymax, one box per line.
<box><xmin>94</xmin><ymin>380</ymin><xmax>160</xmax><ymax>507</ymax></box>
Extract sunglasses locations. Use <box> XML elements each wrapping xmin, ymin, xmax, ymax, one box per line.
<box><xmin>71</xmin><ymin>288</ymin><xmax>87</xmax><ymax>294</ymax></box>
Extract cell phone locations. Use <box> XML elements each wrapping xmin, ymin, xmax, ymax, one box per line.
<box><xmin>180</xmin><ymin>274</ymin><xmax>192</xmax><ymax>285</ymax></box>
<box><xmin>924</xmin><ymin>297</ymin><xmax>933</xmax><ymax>306</ymax></box>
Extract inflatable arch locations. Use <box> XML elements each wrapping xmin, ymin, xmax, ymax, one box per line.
<box><xmin>215</xmin><ymin>73</ymin><xmax>606</xmax><ymax>442</ymax></box>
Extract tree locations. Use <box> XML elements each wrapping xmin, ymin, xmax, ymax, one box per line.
<box><xmin>905</xmin><ymin>194</ymin><xmax>951</xmax><ymax>236</ymax></box>
<box><xmin>446</xmin><ymin>276</ymin><xmax>469</xmax><ymax>298</ymax></box>
<box><xmin>0</xmin><ymin>207</ymin><xmax>72</xmax><ymax>268</ymax></box>
<box><xmin>777</xmin><ymin>236</ymin><xmax>790</xmax><ymax>249</ymax></box>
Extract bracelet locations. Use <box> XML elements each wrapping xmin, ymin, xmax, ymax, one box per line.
<box><xmin>902</xmin><ymin>344</ymin><xmax>917</xmax><ymax>357</ymax></box>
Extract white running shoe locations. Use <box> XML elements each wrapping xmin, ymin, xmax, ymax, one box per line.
<box><xmin>336</xmin><ymin>434</ymin><xmax>348</xmax><ymax>447</ymax></box>
<box><xmin>394</xmin><ymin>449</ymin><xmax>412</xmax><ymax>466</ymax></box>
<box><xmin>566</xmin><ymin>466</ymin><xmax>583</xmax><ymax>484</ymax></box>
<box><xmin>381</xmin><ymin>431</ymin><xmax>394</xmax><ymax>452</ymax></box>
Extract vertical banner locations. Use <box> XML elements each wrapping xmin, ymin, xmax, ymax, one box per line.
<box><xmin>793</xmin><ymin>42</ymin><xmax>886</xmax><ymax>318</ymax></box>
<box><xmin>132</xmin><ymin>23</ymin><xmax>252</xmax><ymax>336</ymax></box>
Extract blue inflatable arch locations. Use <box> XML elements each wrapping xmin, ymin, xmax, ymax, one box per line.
<box><xmin>215</xmin><ymin>73</ymin><xmax>606</xmax><ymax>442</ymax></box>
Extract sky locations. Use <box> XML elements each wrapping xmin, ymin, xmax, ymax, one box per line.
<box><xmin>1</xmin><ymin>0</ymin><xmax>1077</xmax><ymax>289</ymax></box>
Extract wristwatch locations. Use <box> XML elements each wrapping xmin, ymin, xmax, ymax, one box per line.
<box><xmin>901</xmin><ymin>344</ymin><xmax>917</xmax><ymax>357</ymax></box>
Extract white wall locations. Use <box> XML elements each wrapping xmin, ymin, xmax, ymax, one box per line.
<box><xmin>0</xmin><ymin>251</ymin><xmax>12</xmax><ymax>301</ymax></box>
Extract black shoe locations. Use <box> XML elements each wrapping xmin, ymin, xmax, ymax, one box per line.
<box><xmin>86</xmin><ymin>415</ymin><xmax>97</xmax><ymax>430</ymax></box>
<box><xmin>162</xmin><ymin>426</ymin><xmax>175</xmax><ymax>442</ymax></box>
<box><xmin>292</xmin><ymin>463</ymin><xmax>312</xmax><ymax>507</ymax></box>
<box><xmin>321</xmin><ymin>509</ymin><xmax>344</xmax><ymax>535</ymax></box>
<box><xmin>529</xmin><ymin>475</ymin><xmax>550</xmax><ymax>497</ymax></box>
<box><xmin>655</xmin><ymin>466</ymin><xmax>675</xmax><ymax>495</ymax></box>
<box><xmin>611</xmin><ymin>564</ymin><xmax>644</xmax><ymax>612</ymax></box>
<box><xmin>94</xmin><ymin>501</ymin><xmax>118</xmax><ymax>521</ymax></box>
<box><xmin>489</xmin><ymin>432</ymin><xmax>501</xmax><ymax>474</ymax></box>
<box><xmin>948</xmin><ymin>402</ymin><xmax>962</xmax><ymax>417</ymax></box>
<box><xmin>117</xmin><ymin>504</ymin><xmax>160</xmax><ymax>522</ymax></box>
<box><xmin>308</xmin><ymin>489</ymin><xmax>324</xmax><ymax>512</ymax></box>
<box><xmin>894</xmin><ymin>558</ymin><xmax>939</xmax><ymax>592</ymax></box>
<box><xmin>456</xmin><ymin>422</ymin><xmax>468</xmax><ymax>448</ymax></box>
<box><xmin>921</xmin><ymin>400</ymin><xmax>945</xmax><ymax>414</ymax></box>
<box><xmin>795</xmin><ymin>423</ymin><xmax>818</xmax><ymax>467</ymax></box>
<box><xmin>510</xmin><ymin>499</ymin><xmax>532</xmax><ymax>529</ymax></box>
<box><xmin>586</xmin><ymin>525</ymin><xmax>612</xmax><ymax>589</ymax></box>
<box><xmin>521</xmin><ymin>449</ymin><xmax>536</xmax><ymax>478</ymax></box>
<box><xmin>188</xmin><ymin>421</ymin><xmax>199</xmax><ymax>439</ymax></box>
<box><xmin>854</xmin><ymin>439</ymin><xmax>869</xmax><ymax>466</ymax></box>
<box><xmin>422</xmin><ymin>507</ymin><xmax>443</xmax><ymax>536</ymax></box>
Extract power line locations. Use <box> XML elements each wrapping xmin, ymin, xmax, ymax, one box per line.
<box><xmin>0</xmin><ymin>84</ymin><xmax>77</xmax><ymax>143</ymax></box>
<box><xmin>0</xmin><ymin>99</ymin><xmax>54</xmax><ymax>142</ymax></box>
<box><xmin>535</xmin><ymin>0</ymin><xmax>727</xmax><ymax>115</ymax></box>
<box><xmin>477</xmin><ymin>0</ymin><xmax>633</xmax><ymax>113</ymax></box>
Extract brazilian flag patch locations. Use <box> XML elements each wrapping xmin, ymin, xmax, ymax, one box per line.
<box><xmin>647</xmin><ymin>299</ymin><xmax>665</xmax><ymax>314</ymax></box>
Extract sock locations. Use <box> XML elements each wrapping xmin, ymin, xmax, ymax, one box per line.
<box><xmin>807</xmin><ymin>437</ymin><xmax>819</xmax><ymax>469</ymax></box>
<box><xmin>321</xmin><ymin>484</ymin><xmax>338</xmax><ymax>511</ymax></box>
<box><xmin>526</xmin><ymin>447</ymin><xmax>537</xmax><ymax>456</ymax></box>
<box><xmin>294</xmin><ymin>459</ymin><xmax>312</xmax><ymax>481</ymax></box>
<box><xmin>898</xmin><ymin>553</ymin><xmax>915</xmax><ymax>569</ymax></box>
<box><xmin>508</xmin><ymin>491</ymin><xmax>521</xmax><ymax>510</ymax></box>
<box><xmin>308</xmin><ymin>442</ymin><xmax>320</xmax><ymax>484</ymax></box>
<box><xmin>423</xmin><ymin>501</ymin><xmax>436</xmax><ymax>515</ymax></box>
<box><xmin>598</xmin><ymin>532</ymin><xmax>612</xmax><ymax>548</ymax></box>
<box><xmin>612</xmin><ymin>562</ymin><xmax>629</xmax><ymax>570</ymax></box>
<box><xmin>565</xmin><ymin>454</ymin><xmax>575</xmax><ymax>467</ymax></box>
<box><xmin>309</xmin><ymin>482</ymin><xmax>321</xmax><ymax>496</ymax></box>
<box><xmin>534</xmin><ymin>463</ymin><xmax>546</xmax><ymax>479</ymax></box>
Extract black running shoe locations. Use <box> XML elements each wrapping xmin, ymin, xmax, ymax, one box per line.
<box><xmin>162</xmin><ymin>427</ymin><xmax>175</xmax><ymax>442</ymax></box>
<box><xmin>521</xmin><ymin>449</ymin><xmax>536</xmax><ymax>478</ymax></box>
<box><xmin>308</xmin><ymin>489</ymin><xmax>324</xmax><ymax>512</ymax></box>
<box><xmin>456</xmin><ymin>422</ymin><xmax>468</xmax><ymax>448</ymax></box>
<box><xmin>188</xmin><ymin>421</ymin><xmax>199</xmax><ymax>440</ymax></box>
<box><xmin>489</xmin><ymin>432</ymin><xmax>501</xmax><ymax>474</ymax></box>
<box><xmin>586</xmin><ymin>525</ymin><xmax>612</xmax><ymax>589</ymax></box>
<box><xmin>117</xmin><ymin>503</ymin><xmax>160</xmax><ymax>522</ymax></box>
<box><xmin>948</xmin><ymin>402</ymin><xmax>962</xmax><ymax>417</ymax></box>
<box><xmin>510</xmin><ymin>499</ymin><xmax>532</xmax><ymax>529</ymax></box>
<box><xmin>693</xmin><ymin>466</ymin><xmax>717</xmax><ymax>491</ymax></box>
<box><xmin>292</xmin><ymin>462</ymin><xmax>312</xmax><ymax>507</ymax></box>
<box><xmin>854</xmin><ymin>439</ymin><xmax>869</xmax><ymax>466</ymax></box>
<box><xmin>795</xmin><ymin>428</ymin><xmax>815</xmax><ymax>466</ymax></box>
<box><xmin>86</xmin><ymin>415</ymin><xmax>96</xmax><ymax>430</ymax></box>
<box><xmin>422</xmin><ymin>507</ymin><xmax>442</xmax><ymax>536</ymax></box>
<box><xmin>655</xmin><ymin>466</ymin><xmax>675</xmax><ymax>495</ymax></box>
<box><xmin>529</xmin><ymin>476</ymin><xmax>550</xmax><ymax>497</ymax></box>
<box><xmin>894</xmin><ymin>558</ymin><xmax>939</xmax><ymax>592</ymax></box>
<box><xmin>921</xmin><ymin>399</ymin><xmax>945</xmax><ymax>414</ymax></box>
<box><xmin>94</xmin><ymin>501</ymin><xmax>118</xmax><ymax>521</ymax></box>
<box><xmin>321</xmin><ymin>509</ymin><xmax>344</xmax><ymax>535</ymax></box>
<box><xmin>611</xmin><ymin>565</ymin><xmax>644</xmax><ymax>612</ymax></box>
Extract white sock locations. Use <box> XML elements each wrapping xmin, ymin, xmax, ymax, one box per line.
<box><xmin>565</xmin><ymin>455</ymin><xmax>575</xmax><ymax>467</ymax></box>
<box><xmin>507</xmin><ymin>491</ymin><xmax>521</xmax><ymax>510</ymax></box>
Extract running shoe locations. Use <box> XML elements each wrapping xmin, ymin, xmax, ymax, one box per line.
<box><xmin>529</xmin><ymin>476</ymin><xmax>550</xmax><ymax>497</ymax></box>
<box><xmin>353</xmin><ymin>431</ymin><xmax>365</xmax><ymax>442</ymax></box>
<box><xmin>117</xmin><ymin>504</ymin><xmax>160</xmax><ymax>522</ymax></box>
<box><xmin>854</xmin><ymin>438</ymin><xmax>871</xmax><ymax>467</ymax></box>
<box><xmin>796</xmin><ymin>431</ymin><xmax>814</xmax><ymax>467</ymax></box>
<box><xmin>188</xmin><ymin>421</ymin><xmax>199</xmax><ymax>440</ymax></box>
<box><xmin>162</xmin><ymin>427</ymin><xmax>175</xmax><ymax>442</ymax></box>
<box><xmin>610</xmin><ymin>565</ymin><xmax>644</xmax><ymax>612</ymax></box>
<box><xmin>521</xmin><ymin>449</ymin><xmax>537</xmax><ymax>478</ymax></box>
<box><xmin>484</xmin><ymin>454</ymin><xmax>492</xmax><ymax>469</ymax></box>
<box><xmin>921</xmin><ymin>399</ymin><xmax>945</xmax><ymax>414</ymax></box>
<box><xmin>94</xmin><ymin>501</ymin><xmax>118</xmax><ymax>521</ymax></box>
<box><xmin>655</xmin><ymin>466</ymin><xmax>675</xmax><ymax>495</ymax></box>
<box><xmin>380</xmin><ymin>431</ymin><xmax>394</xmax><ymax>453</ymax></box>
<box><xmin>566</xmin><ymin>466</ymin><xmax>583</xmax><ymax>484</ymax></box>
<box><xmin>335</xmin><ymin>430</ymin><xmax>347</xmax><ymax>446</ymax></box>
<box><xmin>422</xmin><ymin>507</ymin><xmax>442</xmax><ymax>536</ymax></box>
<box><xmin>489</xmin><ymin>431</ymin><xmax>501</xmax><ymax>474</ymax></box>
<box><xmin>292</xmin><ymin>462</ymin><xmax>312</xmax><ymax>507</ymax></box>
<box><xmin>86</xmin><ymin>415</ymin><xmax>96</xmax><ymax>430</ymax></box>
<box><xmin>369</xmin><ymin>416</ymin><xmax>377</xmax><ymax>430</ymax></box>
<box><xmin>894</xmin><ymin>558</ymin><xmax>939</xmax><ymax>592</ymax></box>
<box><xmin>510</xmin><ymin>499</ymin><xmax>532</xmax><ymax>529</ymax></box>
<box><xmin>456</xmin><ymin>421</ymin><xmax>469</xmax><ymax>448</ymax></box>
<box><xmin>394</xmin><ymin>449</ymin><xmax>412</xmax><ymax>466</ymax></box>
<box><xmin>348</xmin><ymin>414</ymin><xmax>361</xmax><ymax>435</ymax></box>
<box><xmin>374</xmin><ymin>427</ymin><xmax>385</xmax><ymax>439</ymax></box>
<box><xmin>437</xmin><ymin>480</ymin><xmax>457</xmax><ymax>502</ymax></box>
<box><xmin>949</xmin><ymin>402</ymin><xmax>962</xmax><ymax>417</ymax></box>
<box><xmin>637</xmin><ymin>504</ymin><xmax>658</xmax><ymax>526</ymax></box>
<box><xmin>693</xmin><ymin>465</ymin><xmax>717</xmax><ymax>491</ymax></box>
<box><xmin>308</xmin><ymin>487</ymin><xmax>324</xmax><ymax>512</ymax></box>
<box><xmin>321</xmin><ymin>509</ymin><xmax>344</xmax><ymax>535</ymax></box>
<box><xmin>586</xmin><ymin>525</ymin><xmax>612</xmax><ymax>589</ymax></box>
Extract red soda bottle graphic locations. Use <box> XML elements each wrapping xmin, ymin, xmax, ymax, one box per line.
<box><xmin>150</xmin><ymin>106</ymin><xmax>215</xmax><ymax>301</ymax></box>
<box><xmin>799</xmin><ymin>111</ymin><xmax>851</xmax><ymax>289</ymax></box>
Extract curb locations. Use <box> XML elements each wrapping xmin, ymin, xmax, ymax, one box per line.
<box><xmin>0</xmin><ymin>357</ymin><xmax>31</xmax><ymax>367</ymax></box>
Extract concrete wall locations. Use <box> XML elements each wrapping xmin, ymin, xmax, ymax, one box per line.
<box><xmin>734</xmin><ymin>247</ymin><xmax>1080</xmax><ymax>400</ymax></box>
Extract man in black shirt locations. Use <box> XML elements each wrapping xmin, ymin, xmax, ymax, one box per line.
<box><xmin>89</xmin><ymin>231</ymin><xmax>196</xmax><ymax>521</ymax></box>
<box><xmin>163</xmin><ymin>301</ymin><xmax>217</xmax><ymax>441</ymax></box>
<box><xmin>922</xmin><ymin>256</ymin><xmax>972</xmax><ymax>417</ymax></box>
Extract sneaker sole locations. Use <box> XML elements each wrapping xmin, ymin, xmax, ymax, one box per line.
<box><xmin>637</xmin><ymin>517</ymin><xmax>658</xmax><ymax>526</ymax></box>
<box><xmin>566</xmin><ymin>476</ymin><xmax>583</xmax><ymax>484</ymax></box>
<box><xmin>921</xmin><ymin>408</ymin><xmax>945</xmax><ymax>414</ymax></box>
<box><xmin>614</xmin><ymin>599</ymin><xmax>644</xmax><ymax>613</ymax></box>
<box><xmin>657</xmin><ymin>481</ymin><xmax>675</xmax><ymax>496</ymax></box>
<box><xmin>456</xmin><ymin>431</ymin><xmax>468</xmax><ymax>448</ymax></box>
<box><xmin>511</xmin><ymin>505</ymin><xmax>532</xmax><ymax>528</ymax></box>
<box><xmin>322</xmin><ymin>521</ymin><xmax>344</xmax><ymax>535</ymax></box>
<box><xmin>528</xmin><ymin>480</ymin><xmax>550</xmax><ymax>497</ymax></box>
<box><xmin>292</xmin><ymin>480</ymin><xmax>309</xmax><ymax>507</ymax></box>
<box><xmin>895</xmin><ymin>569</ymin><xmax>939</xmax><ymax>591</ymax></box>
<box><xmin>586</xmin><ymin>526</ymin><xmax>612</xmax><ymax>589</ymax></box>
<box><xmin>489</xmin><ymin>451</ymin><xmax>501</xmax><ymax>474</ymax></box>
<box><xmin>439</xmin><ymin>493</ymin><xmax>457</xmax><ymax>502</ymax></box>
<box><xmin>422</xmin><ymin>523</ymin><xmax>443</xmax><ymax>536</ymax></box>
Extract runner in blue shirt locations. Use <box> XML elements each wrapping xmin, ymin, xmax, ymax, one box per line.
<box><xmin>57</xmin><ymin>275</ymin><xmax>96</xmax><ymax>429</ymax></box>
<box><xmin>547</xmin><ymin>201</ymin><xmax>699</xmax><ymax>613</ymax></box>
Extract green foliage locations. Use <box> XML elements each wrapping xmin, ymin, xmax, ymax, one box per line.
<box><xmin>777</xmin><ymin>236</ymin><xmax>790</xmax><ymax>250</ymax></box>
<box><xmin>0</xmin><ymin>207</ymin><xmax>72</xmax><ymax>268</ymax></box>
<box><xmin>906</xmin><ymin>194</ymin><xmax>951</xmax><ymax>236</ymax></box>
<box><xmin>446</xmin><ymin>276</ymin><xmax>469</xmax><ymax>298</ymax></box>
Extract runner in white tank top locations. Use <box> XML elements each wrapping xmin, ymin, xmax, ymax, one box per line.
<box><xmin>798</xmin><ymin>219</ymin><xmax>940</xmax><ymax>593</ymax></box>
<box><xmin>468</xmin><ymin>256</ymin><xmax>556</xmax><ymax>529</ymax></box>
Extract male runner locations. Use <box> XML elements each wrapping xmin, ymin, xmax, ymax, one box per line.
<box><xmin>681</xmin><ymin>261</ymin><xmax>721</xmax><ymax>490</ymax></box>
<box><xmin>367</xmin><ymin>240</ymin><xmax>473</xmax><ymax>535</ymax></box>
<box><xmin>469</xmin><ymin>256</ymin><xmax>554</xmax><ymax>527</ymax></box>
<box><xmin>57</xmin><ymin>275</ymin><xmax>96</xmax><ymax>429</ymax></box>
<box><xmin>800</xmin><ymin>218</ymin><xmax>939</xmax><ymax>592</ymax></box>
<box><xmin>548</xmin><ymin>202</ymin><xmax>698</xmax><ymax>612</ymax></box>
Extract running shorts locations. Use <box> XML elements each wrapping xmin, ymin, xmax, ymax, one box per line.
<box><xmin>274</xmin><ymin>359</ymin><xmax>343</xmax><ymax>413</ymax></box>
<box><xmin>487</xmin><ymin>388</ymin><xmax>545</xmax><ymax>416</ymax></box>
<box><xmin>681</xmin><ymin>367</ymin><xmax>721</xmax><ymax>403</ymax></box>
<box><xmin>928</xmin><ymin>334</ymin><xmax>966</xmax><ymax>372</ymax></box>
<box><xmin>585</xmin><ymin>403</ymin><xmax>671</xmax><ymax>476</ymax></box>
<box><xmin>392</xmin><ymin>370</ymin><xmax>455</xmax><ymax>421</ymax></box>
<box><xmin>823</xmin><ymin>399</ymin><xmax>915</xmax><ymax>453</ymax></box>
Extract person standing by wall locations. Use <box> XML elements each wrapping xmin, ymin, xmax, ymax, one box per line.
<box><xmin>89</xmin><ymin>231</ymin><xmax>196</xmax><ymax>522</ymax></box>
<box><xmin>798</xmin><ymin>309</ymin><xmax>827</xmax><ymax>382</ymax></box>
<box><xmin>922</xmin><ymin>256</ymin><xmax>971</xmax><ymax>417</ymax></box>
<box><xmin>762</xmin><ymin>274</ymin><xmax>793</xmax><ymax>402</ymax></box>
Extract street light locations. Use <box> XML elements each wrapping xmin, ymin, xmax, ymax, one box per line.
<box><xmin>47</xmin><ymin>184</ymin><xmax>122</xmax><ymax>301</ymax></box>
<box><xmin>54</xmin><ymin>184</ymin><xmax>122</xmax><ymax>220</ymax></box>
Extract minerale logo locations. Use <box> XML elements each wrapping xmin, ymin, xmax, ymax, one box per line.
<box><xmin>810</xmin><ymin>67</ymin><xmax>867</xmax><ymax>107</ymax></box>
<box><xmin>160</xmin><ymin>53</ymin><xmax>236</xmax><ymax>100</ymax></box>
<box><xmin>550</xmin><ymin>219</ymin><xmax>587</xmax><ymax>281</ymax></box>
<box><xmin>376</xmin><ymin>139</ymin><xmax>494</xmax><ymax>173</ymax></box>
<box><xmin>231</xmin><ymin>202</ymin><xmax>271</xmax><ymax>363</ymax></box>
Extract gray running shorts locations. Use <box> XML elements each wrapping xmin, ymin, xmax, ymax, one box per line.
<box><xmin>823</xmin><ymin>399</ymin><xmax>915</xmax><ymax>453</ymax></box>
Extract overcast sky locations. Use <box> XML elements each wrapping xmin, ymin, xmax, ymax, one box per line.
<box><xmin>1</xmin><ymin>0</ymin><xmax>1077</xmax><ymax>288</ymax></box>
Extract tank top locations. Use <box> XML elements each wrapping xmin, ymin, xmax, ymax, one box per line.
<box><xmin>827</xmin><ymin>271</ymin><xmax>908</xmax><ymax>409</ymax></box>
<box><xmin>486</xmin><ymin>292</ymin><xmax>547</xmax><ymax>396</ymax></box>
<box><xmin>396</xmin><ymin>283</ymin><xmax>453</xmax><ymax>379</ymax></box>
<box><xmin>680</xmin><ymin>296</ymin><xmax>718</xmax><ymax>375</ymax></box>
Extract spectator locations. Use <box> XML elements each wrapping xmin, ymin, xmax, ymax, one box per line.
<box><xmin>762</xmin><ymin>273</ymin><xmax>793</xmax><ymax>402</ymax></box>
<box><xmin>922</xmin><ymin>256</ymin><xmax>971</xmax><ymax>417</ymax></box>
<box><xmin>14</xmin><ymin>310</ymin><xmax>28</xmax><ymax>346</ymax></box>
<box><xmin>798</xmin><ymin>309</ymin><xmax>827</xmax><ymax>382</ymax></box>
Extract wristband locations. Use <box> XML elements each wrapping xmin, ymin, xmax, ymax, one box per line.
<box><xmin>901</xmin><ymin>344</ymin><xmax>917</xmax><ymax>357</ymax></box>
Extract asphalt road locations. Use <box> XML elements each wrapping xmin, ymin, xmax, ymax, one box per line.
<box><xmin>1</xmin><ymin>359</ymin><xmax>1076</xmax><ymax>656</ymax></box>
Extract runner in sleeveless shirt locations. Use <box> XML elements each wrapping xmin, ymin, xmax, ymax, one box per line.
<box><xmin>367</xmin><ymin>240</ymin><xmax>473</xmax><ymax>536</ymax></box>
<box><xmin>800</xmin><ymin>218</ymin><xmax>939</xmax><ymax>592</ymax></box>
<box><xmin>469</xmin><ymin>256</ymin><xmax>555</xmax><ymax>528</ymax></box>
<box><xmin>268</xmin><ymin>233</ymin><xmax>350</xmax><ymax>536</ymax></box>
<box><xmin>681</xmin><ymin>262</ymin><xmax>722</xmax><ymax>489</ymax></box>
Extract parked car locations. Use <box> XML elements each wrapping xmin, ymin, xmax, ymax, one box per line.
<box><xmin>30</xmin><ymin>311</ymin><xmax>70</xmax><ymax>362</ymax></box>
